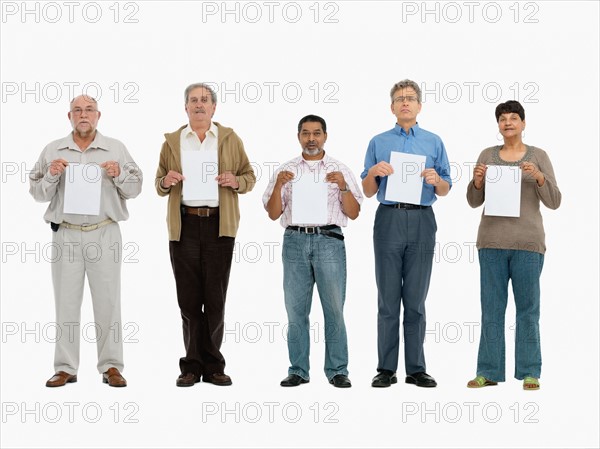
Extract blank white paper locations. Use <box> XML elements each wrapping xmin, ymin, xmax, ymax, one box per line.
<box><xmin>484</xmin><ymin>165</ymin><xmax>521</xmax><ymax>217</ymax></box>
<box><xmin>63</xmin><ymin>163</ymin><xmax>102</xmax><ymax>215</ymax></box>
<box><xmin>181</xmin><ymin>149</ymin><xmax>219</xmax><ymax>201</ymax></box>
<box><xmin>385</xmin><ymin>151</ymin><xmax>426</xmax><ymax>205</ymax></box>
<box><xmin>291</xmin><ymin>170</ymin><xmax>328</xmax><ymax>225</ymax></box>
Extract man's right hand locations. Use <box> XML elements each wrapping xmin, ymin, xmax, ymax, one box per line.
<box><xmin>48</xmin><ymin>159</ymin><xmax>68</xmax><ymax>176</ymax></box>
<box><xmin>275</xmin><ymin>170</ymin><xmax>294</xmax><ymax>188</ymax></box>
<box><xmin>162</xmin><ymin>170</ymin><xmax>185</xmax><ymax>188</ymax></box>
<box><xmin>368</xmin><ymin>161</ymin><xmax>394</xmax><ymax>178</ymax></box>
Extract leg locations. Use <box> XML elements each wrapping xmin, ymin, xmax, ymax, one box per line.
<box><xmin>51</xmin><ymin>227</ymin><xmax>86</xmax><ymax>375</ymax></box>
<box><xmin>402</xmin><ymin>208</ymin><xmax>437</xmax><ymax>374</ymax></box>
<box><xmin>85</xmin><ymin>223</ymin><xmax>124</xmax><ymax>374</ymax></box>
<box><xmin>476</xmin><ymin>249</ymin><xmax>510</xmax><ymax>382</ymax></box>
<box><xmin>313</xmin><ymin>230</ymin><xmax>348</xmax><ymax>380</ymax></box>
<box><xmin>199</xmin><ymin>214</ymin><xmax>235</xmax><ymax>376</ymax></box>
<box><xmin>402</xmin><ymin>208</ymin><xmax>436</xmax><ymax>375</ymax></box>
<box><xmin>374</xmin><ymin>205</ymin><xmax>406</xmax><ymax>373</ymax></box>
<box><xmin>510</xmin><ymin>250</ymin><xmax>544</xmax><ymax>380</ymax></box>
<box><xmin>169</xmin><ymin>214</ymin><xmax>205</xmax><ymax>377</ymax></box>
<box><xmin>282</xmin><ymin>230</ymin><xmax>314</xmax><ymax>380</ymax></box>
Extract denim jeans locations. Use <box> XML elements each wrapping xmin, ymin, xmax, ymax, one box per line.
<box><xmin>282</xmin><ymin>227</ymin><xmax>348</xmax><ymax>381</ymax></box>
<box><xmin>476</xmin><ymin>248</ymin><xmax>544</xmax><ymax>382</ymax></box>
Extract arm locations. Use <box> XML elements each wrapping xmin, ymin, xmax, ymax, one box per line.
<box><xmin>527</xmin><ymin>149</ymin><xmax>561</xmax><ymax>210</ymax></box>
<box><xmin>326</xmin><ymin>169</ymin><xmax>362</xmax><ymax>220</ymax></box>
<box><xmin>233</xmin><ymin>135</ymin><xmax>256</xmax><ymax>194</ymax></box>
<box><xmin>264</xmin><ymin>171</ymin><xmax>294</xmax><ymax>220</ymax></box>
<box><xmin>466</xmin><ymin>153</ymin><xmax>487</xmax><ymax>208</ymax></box>
<box><xmin>29</xmin><ymin>148</ymin><xmax>64</xmax><ymax>203</ymax></box>
<box><xmin>111</xmin><ymin>145</ymin><xmax>143</xmax><ymax>200</ymax></box>
<box><xmin>155</xmin><ymin>140</ymin><xmax>172</xmax><ymax>197</ymax></box>
<box><xmin>429</xmin><ymin>139</ymin><xmax>452</xmax><ymax>197</ymax></box>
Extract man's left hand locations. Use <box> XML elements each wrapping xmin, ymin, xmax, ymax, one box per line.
<box><xmin>326</xmin><ymin>171</ymin><xmax>347</xmax><ymax>190</ymax></box>
<box><xmin>216</xmin><ymin>171</ymin><xmax>239</xmax><ymax>189</ymax></box>
<box><xmin>421</xmin><ymin>168</ymin><xmax>440</xmax><ymax>186</ymax></box>
<box><xmin>101</xmin><ymin>161</ymin><xmax>121</xmax><ymax>178</ymax></box>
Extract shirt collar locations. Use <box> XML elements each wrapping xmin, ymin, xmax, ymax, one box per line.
<box><xmin>296</xmin><ymin>151</ymin><xmax>330</xmax><ymax>167</ymax></box>
<box><xmin>183</xmin><ymin>122</ymin><xmax>218</xmax><ymax>138</ymax></box>
<box><xmin>393</xmin><ymin>122</ymin><xmax>420</xmax><ymax>137</ymax></box>
<box><xmin>57</xmin><ymin>131</ymin><xmax>108</xmax><ymax>151</ymax></box>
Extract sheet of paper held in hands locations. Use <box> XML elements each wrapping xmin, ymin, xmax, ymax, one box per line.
<box><xmin>291</xmin><ymin>170</ymin><xmax>328</xmax><ymax>225</ymax></box>
<box><xmin>484</xmin><ymin>165</ymin><xmax>522</xmax><ymax>217</ymax></box>
<box><xmin>385</xmin><ymin>151</ymin><xmax>426</xmax><ymax>205</ymax></box>
<box><xmin>181</xmin><ymin>149</ymin><xmax>219</xmax><ymax>201</ymax></box>
<box><xmin>63</xmin><ymin>163</ymin><xmax>102</xmax><ymax>215</ymax></box>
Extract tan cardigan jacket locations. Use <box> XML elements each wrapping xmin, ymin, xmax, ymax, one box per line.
<box><xmin>155</xmin><ymin>122</ymin><xmax>256</xmax><ymax>240</ymax></box>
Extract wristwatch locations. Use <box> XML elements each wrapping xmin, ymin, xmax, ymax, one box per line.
<box><xmin>340</xmin><ymin>183</ymin><xmax>350</xmax><ymax>193</ymax></box>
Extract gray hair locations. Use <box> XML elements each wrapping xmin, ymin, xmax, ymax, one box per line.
<box><xmin>69</xmin><ymin>95</ymin><xmax>97</xmax><ymax>107</ymax></box>
<box><xmin>184</xmin><ymin>83</ymin><xmax>217</xmax><ymax>104</ymax></box>
<box><xmin>389</xmin><ymin>79</ymin><xmax>421</xmax><ymax>103</ymax></box>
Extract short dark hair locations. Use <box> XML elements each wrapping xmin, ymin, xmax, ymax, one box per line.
<box><xmin>297</xmin><ymin>115</ymin><xmax>327</xmax><ymax>133</ymax></box>
<box><xmin>495</xmin><ymin>100</ymin><xmax>525</xmax><ymax>122</ymax></box>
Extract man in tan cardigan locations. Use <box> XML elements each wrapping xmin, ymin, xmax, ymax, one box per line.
<box><xmin>155</xmin><ymin>83</ymin><xmax>255</xmax><ymax>387</ymax></box>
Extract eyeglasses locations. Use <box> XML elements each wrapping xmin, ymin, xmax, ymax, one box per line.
<box><xmin>393</xmin><ymin>96</ymin><xmax>418</xmax><ymax>103</ymax></box>
<box><xmin>71</xmin><ymin>107</ymin><xmax>98</xmax><ymax>116</ymax></box>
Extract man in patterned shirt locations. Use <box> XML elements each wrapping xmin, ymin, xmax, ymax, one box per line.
<box><xmin>263</xmin><ymin>114</ymin><xmax>363</xmax><ymax>388</ymax></box>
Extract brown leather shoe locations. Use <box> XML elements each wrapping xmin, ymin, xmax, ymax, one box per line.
<box><xmin>176</xmin><ymin>372</ymin><xmax>200</xmax><ymax>387</ymax></box>
<box><xmin>46</xmin><ymin>371</ymin><xmax>77</xmax><ymax>387</ymax></box>
<box><xmin>102</xmin><ymin>367</ymin><xmax>127</xmax><ymax>387</ymax></box>
<box><xmin>203</xmin><ymin>373</ymin><xmax>232</xmax><ymax>386</ymax></box>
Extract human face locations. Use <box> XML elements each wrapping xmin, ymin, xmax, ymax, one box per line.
<box><xmin>391</xmin><ymin>87</ymin><xmax>422</xmax><ymax>126</ymax></box>
<box><xmin>498</xmin><ymin>112</ymin><xmax>525</xmax><ymax>139</ymax></box>
<box><xmin>298</xmin><ymin>121</ymin><xmax>327</xmax><ymax>158</ymax></box>
<box><xmin>68</xmin><ymin>96</ymin><xmax>100</xmax><ymax>138</ymax></box>
<box><xmin>185</xmin><ymin>87</ymin><xmax>216</xmax><ymax>124</ymax></box>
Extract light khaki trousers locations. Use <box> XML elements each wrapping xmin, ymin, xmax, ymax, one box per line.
<box><xmin>51</xmin><ymin>222</ymin><xmax>123</xmax><ymax>374</ymax></box>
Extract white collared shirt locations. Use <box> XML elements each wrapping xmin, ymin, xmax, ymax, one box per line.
<box><xmin>180</xmin><ymin>122</ymin><xmax>219</xmax><ymax>207</ymax></box>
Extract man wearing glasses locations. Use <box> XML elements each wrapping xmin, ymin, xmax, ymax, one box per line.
<box><xmin>361</xmin><ymin>80</ymin><xmax>451</xmax><ymax>388</ymax></box>
<box><xmin>29</xmin><ymin>95</ymin><xmax>143</xmax><ymax>388</ymax></box>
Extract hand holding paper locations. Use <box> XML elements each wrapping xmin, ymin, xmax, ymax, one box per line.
<box><xmin>100</xmin><ymin>160</ymin><xmax>120</xmax><ymax>178</ymax></box>
<box><xmin>48</xmin><ymin>159</ymin><xmax>68</xmax><ymax>176</ymax></box>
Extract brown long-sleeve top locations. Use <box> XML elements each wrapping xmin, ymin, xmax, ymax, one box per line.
<box><xmin>466</xmin><ymin>145</ymin><xmax>561</xmax><ymax>254</ymax></box>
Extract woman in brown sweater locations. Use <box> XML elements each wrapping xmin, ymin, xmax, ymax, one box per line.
<box><xmin>466</xmin><ymin>100</ymin><xmax>561</xmax><ymax>390</ymax></box>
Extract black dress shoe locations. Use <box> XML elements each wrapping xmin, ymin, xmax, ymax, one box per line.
<box><xmin>371</xmin><ymin>370</ymin><xmax>397</xmax><ymax>388</ymax></box>
<box><xmin>329</xmin><ymin>374</ymin><xmax>352</xmax><ymax>388</ymax></box>
<box><xmin>280</xmin><ymin>374</ymin><xmax>309</xmax><ymax>387</ymax></box>
<box><xmin>176</xmin><ymin>373</ymin><xmax>200</xmax><ymax>387</ymax></box>
<box><xmin>203</xmin><ymin>373</ymin><xmax>232</xmax><ymax>386</ymax></box>
<box><xmin>406</xmin><ymin>372</ymin><xmax>437</xmax><ymax>388</ymax></box>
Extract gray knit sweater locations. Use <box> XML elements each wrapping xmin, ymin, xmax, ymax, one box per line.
<box><xmin>466</xmin><ymin>145</ymin><xmax>561</xmax><ymax>254</ymax></box>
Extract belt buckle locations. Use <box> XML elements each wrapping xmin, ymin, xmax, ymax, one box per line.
<box><xmin>198</xmin><ymin>208</ymin><xmax>210</xmax><ymax>217</ymax></box>
<box><xmin>304</xmin><ymin>226</ymin><xmax>316</xmax><ymax>234</ymax></box>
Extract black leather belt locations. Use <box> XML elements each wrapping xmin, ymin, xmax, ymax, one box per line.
<box><xmin>287</xmin><ymin>225</ymin><xmax>344</xmax><ymax>241</ymax></box>
<box><xmin>181</xmin><ymin>206</ymin><xmax>219</xmax><ymax>217</ymax></box>
<box><xmin>384</xmin><ymin>203</ymin><xmax>430</xmax><ymax>210</ymax></box>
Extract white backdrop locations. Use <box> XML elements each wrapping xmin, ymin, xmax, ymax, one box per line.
<box><xmin>1</xmin><ymin>1</ymin><xmax>598</xmax><ymax>448</ymax></box>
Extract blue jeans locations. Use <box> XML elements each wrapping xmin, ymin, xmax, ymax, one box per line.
<box><xmin>476</xmin><ymin>249</ymin><xmax>544</xmax><ymax>381</ymax></box>
<box><xmin>282</xmin><ymin>228</ymin><xmax>348</xmax><ymax>381</ymax></box>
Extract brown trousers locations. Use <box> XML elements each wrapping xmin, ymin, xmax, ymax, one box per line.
<box><xmin>169</xmin><ymin>211</ymin><xmax>235</xmax><ymax>377</ymax></box>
